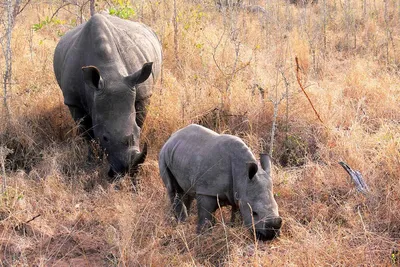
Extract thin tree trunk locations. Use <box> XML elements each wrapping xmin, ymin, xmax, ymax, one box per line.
<box><xmin>90</xmin><ymin>0</ymin><xmax>95</xmax><ymax>16</ymax></box>
<box><xmin>322</xmin><ymin>0</ymin><xmax>327</xmax><ymax>55</ymax></box>
<box><xmin>362</xmin><ymin>0</ymin><xmax>367</xmax><ymax>20</ymax></box>
<box><xmin>173</xmin><ymin>0</ymin><xmax>179</xmax><ymax>66</ymax></box>
<box><xmin>384</xmin><ymin>0</ymin><xmax>389</xmax><ymax>66</ymax></box>
<box><xmin>2</xmin><ymin>0</ymin><xmax>15</xmax><ymax>120</ymax></box>
<box><xmin>1</xmin><ymin>146</ymin><xmax>13</xmax><ymax>193</ymax></box>
<box><xmin>269</xmin><ymin>101</ymin><xmax>278</xmax><ymax>157</ymax></box>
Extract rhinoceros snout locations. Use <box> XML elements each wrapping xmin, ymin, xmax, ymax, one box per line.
<box><xmin>266</xmin><ymin>217</ymin><xmax>282</xmax><ymax>229</ymax></box>
<box><xmin>255</xmin><ymin>217</ymin><xmax>282</xmax><ymax>241</ymax></box>
<box><xmin>107</xmin><ymin>144</ymin><xmax>148</xmax><ymax>180</ymax></box>
<box><xmin>107</xmin><ymin>160</ymin><xmax>129</xmax><ymax>179</ymax></box>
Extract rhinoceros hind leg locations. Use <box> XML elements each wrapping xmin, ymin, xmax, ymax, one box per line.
<box><xmin>162</xmin><ymin>166</ymin><xmax>191</xmax><ymax>222</ymax></box>
<box><xmin>183</xmin><ymin>195</ymin><xmax>194</xmax><ymax>215</ymax></box>
<box><xmin>172</xmin><ymin>192</ymin><xmax>194</xmax><ymax>222</ymax></box>
<box><xmin>196</xmin><ymin>195</ymin><xmax>218</xmax><ymax>233</ymax></box>
<box><xmin>172</xmin><ymin>195</ymin><xmax>189</xmax><ymax>222</ymax></box>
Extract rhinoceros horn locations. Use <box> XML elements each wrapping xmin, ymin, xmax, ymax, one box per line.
<box><xmin>129</xmin><ymin>142</ymin><xmax>148</xmax><ymax>176</ymax></box>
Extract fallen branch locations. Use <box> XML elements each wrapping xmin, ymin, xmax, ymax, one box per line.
<box><xmin>295</xmin><ymin>56</ymin><xmax>323</xmax><ymax>124</ymax></box>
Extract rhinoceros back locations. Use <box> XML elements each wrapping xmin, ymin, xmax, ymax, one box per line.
<box><xmin>53</xmin><ymin>13</ymin><xmax>162</xmax><ymax>108</ymax></box>
<box><xmin>159</xmin><ymin>124</ymin><xmax>256</xmax><ymax>198</ymax></box>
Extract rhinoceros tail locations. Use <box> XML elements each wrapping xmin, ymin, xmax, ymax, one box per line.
<box><xmin>159</xmin><ymin>154</ymin><xmax>183</xmax><ymax>201</ymax></box>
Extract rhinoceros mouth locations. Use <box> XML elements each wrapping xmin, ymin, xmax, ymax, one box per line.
<box><xmin>107</xmin><ymin>166</ymin><xmax>118</xmax><ymax>179</ymax></box>
<box><xmin>255</xmin><ymin>228</ymin><xmax>281</xmax><ymax>241</ymax></box>
<box><xmin>253</xmin><ymin>217</ymin><xmax>282</xmax><ymax>240</ymax></box>
<box><xmin>106</xmin><ymin>143</ymin><xmax>148</xmax><ymax>180</ymax></box>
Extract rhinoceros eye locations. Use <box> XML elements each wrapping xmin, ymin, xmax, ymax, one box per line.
<box><xmin>252</xmin><ymin>211</ymin><xmax>258</xmax><ymax>217</ymax></box>
<box><xmin>103</xmin><ymin>136</ymin><xmax>109</xmax><ymax>143</ymax></box>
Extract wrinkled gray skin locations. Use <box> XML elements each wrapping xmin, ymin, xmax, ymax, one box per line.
<box><xmin>54</xmin><ymin>13</ymin><xmax>162</xmax><ymax>178</ymax></box>
<box><xmin>159</xmin><ymin>124</ymin><xmax>282</xmax><ymax>240</ymax></box>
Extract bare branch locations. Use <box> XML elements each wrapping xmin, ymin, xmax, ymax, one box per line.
<box><xmin>25</xmin><ymin>214</ymin><xmax>41</xmax><ymax>224</ymax></box>
<box><xmin>295</xmin><ymin>56</ymin><xmax>323</xmax><ymax>124</ymax></box>
<box><xmin>211</xmin><ymin>26</ymin><xmax>228</xmax><ymax>77</ymax></box>
<box><xmin>50</xmin><ymin>3</ymin><xmax>71</xmax><ymax>21</ymax></box>
<box><xmin>15</xmin><ymin>0</ymin><xmax>32</xmax><ymax>16</ymax></box>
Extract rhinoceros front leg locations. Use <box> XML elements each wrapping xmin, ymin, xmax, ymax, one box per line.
<box><xmin>231</xmin><ymin>205</ymin><xmax>239</xmax><ymax>224</ymax></box>
<box><xmin>67</xmin><ymin>105</ymin><xmax>98</xmax><ymax>161</ymax></box>
<box><xmin>67</xmin><ymin>105</ymin><xmax>94</xmax><ymax>141</ymax></box>
<box><xmin>135</xmin><ymin>97</ymin><xmax>150</xmax><ymax>129</ymax></box>
<box><xmin>196</xmin><ymin>195</ymin><xmax>218</xmax><ymax>233</ymax></box>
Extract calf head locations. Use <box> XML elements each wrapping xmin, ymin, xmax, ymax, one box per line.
<box><xmin>81</xmin><ymin>62</ymin><xmax>153</xmax><ymax>177</ymax></box>
<box><xmin>236</xmin><ymin>155</ymin><xmax>282</xmax><ymax>241</ymax></box>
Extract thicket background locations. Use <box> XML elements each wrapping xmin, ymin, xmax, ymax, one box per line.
<box><xmin>0</xmin><ymin>0</ymin><xmax>399</xmax><ymax>266</ymax></box>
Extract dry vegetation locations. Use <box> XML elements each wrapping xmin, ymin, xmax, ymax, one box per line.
<box><xmin>1</xmin><ymin>0</ymin><xmax>399</xmax><ymax>266</ymax></box>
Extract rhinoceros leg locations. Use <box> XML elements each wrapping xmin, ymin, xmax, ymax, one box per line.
<box><xmin>172</xmin><ymin>194</ymin><xmax>194</xmax><ymax>222</ymax></box>
<box><xmin>67</xmin><ymin>105</ymin><xmax>98</xmax><ymax>161</ymax></box>
<box><xmin>135</xmin><ymin>97</ymin><xmax>150</xmax><ymax>129</ymax></box>
<box><xmin>231</xmin><ymin>205</ymin><xmax>239</xmax><ymax>224</ymax></box>
<box><xmin>182</xmin><ymin>194</ymin><xmax>194</xmax><ymax>215</ymax></box>
<box><xmin>161</xmin><ymin>166</ymin><xmax>193</xmax><ymax>222</ymax></box>
<box><xmin>196</xmin><ymin>195</ymin><xmax>218</xmax><ymax>233</ymax></box>
<box><xmin>67</xmin><ymin>105</ymin><xmax>94</xmax><ymax>140</ymax></box>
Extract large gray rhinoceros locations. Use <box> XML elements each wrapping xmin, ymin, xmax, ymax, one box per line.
<box><xmin>54</xmin><ymin>13</ymin><xmax>162</xmax><ymax>178</ymax></box>
<box><xmin>159</xmin><ymin>124</ymin><xmax>282</xmax><ymax>240</ymax></box>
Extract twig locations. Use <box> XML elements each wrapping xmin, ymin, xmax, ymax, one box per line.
<box><xmin>248</xmin><ymin>203</ymin><xmax>258</xmax><ymax>254</ymax></box>
<box><xmin>268</xmin><ymin>69</ymin><xmax>287</xmax><ymax>157</ymax></box>
<box><xmin>357</xmin><ymin>206</ymin><xmax>368</xmax><ymax>233</ymax></box>
<box><xmin>15</xmin><ymin>0</ymin><xmax>31</xmax><ymax>16</ymax></box>
<box><xmin>295</xmin><ymin>56</ymin><xmax>323</xmax><ymax>124</ymax></box>
<box><xmin>212</xmin><ymin>26</ymin><xmax>228</xmax><ymax>77</ymax></box>
<box><xmin>25</xmin><ymin>214</ymin><xmax>41</xmax><ymax>224</ymax></box>
<box><xmin>50</xmin><ymin>3</ymin><xmax>71</xmax><ymax>21</ymax></box>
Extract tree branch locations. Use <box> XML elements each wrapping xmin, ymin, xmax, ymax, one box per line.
<box><xmin>15</xmin><ymin>0</ymin><xmax>32</xmax><ymax>16</ymax></box>
<box><xmin>50</xmin><ymin>3</ymin><xmax>71</xmax><ymax>21</ymax></box>
<box><xmin>295</xmin><ymin>56</ymin><xmax>323</xmax><ymax>124</ymax></box>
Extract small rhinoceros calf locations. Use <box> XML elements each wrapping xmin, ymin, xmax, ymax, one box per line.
<box><xmin>159</xmin><ymin>124</ymin><xmax>282</xmax><ymax>240</ymax></box>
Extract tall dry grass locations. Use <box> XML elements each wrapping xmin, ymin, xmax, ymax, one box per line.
<box><xmin>1</xmin><ymin>0</ymin><xmax>399</xmax><ymax>266</ymax></box>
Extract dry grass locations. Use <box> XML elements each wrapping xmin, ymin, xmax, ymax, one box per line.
<box><xmin>1</xmin><ymin>0</ymin><xmax>399</xmax><ymax>266</ymax></box>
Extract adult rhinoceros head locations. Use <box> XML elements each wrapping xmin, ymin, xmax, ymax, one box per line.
<box><xmin>81</xmin><ymin>62</ymin><xmax>153</xmax><ymax>178</ymax></box>
<box><xmin>237</xmin><ymin>155</ymin><xmax>282</xmax><ymax>241</ymax></box>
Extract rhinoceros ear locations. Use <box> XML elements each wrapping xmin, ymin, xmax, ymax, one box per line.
<box><xmin>125</xmin><ymin>62</ymin><xmax>153</xmax><ymax>86</ymax></box>
<box><xmin>259</xmin><ymin>153</ymin><xmax>271</xmax><ymax>173</ymax></box>
<box><xmin>82</xmin><ymin>66</ymin><xmax>104</xmax><ymax>90</ymax></box>
<box><xmin>247</xmin><ymin>162</ymin><xmax>258</xmax><ymax>180</ymax></box>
